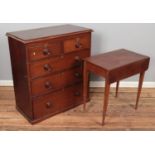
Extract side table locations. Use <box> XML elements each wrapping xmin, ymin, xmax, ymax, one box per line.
<box><xmin>83</xmin><ymin>49</ymin><xmax>150</xmax><ymax>125</ymax></box>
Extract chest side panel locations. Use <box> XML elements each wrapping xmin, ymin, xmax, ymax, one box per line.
<box><xmin>8</xmin><ymin>37</ymin><xmax>33</xmax><ymax>120</ymax></box>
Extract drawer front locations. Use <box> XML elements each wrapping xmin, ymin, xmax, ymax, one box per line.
<box><xmin>29</xmin><ymin>50</ymin><xmax>90</xmax><ymax>79</ymax></box>
<box><xmin>64</xmin><ymin>33</ymin><xmax>91</xmax><ymax>53</ymax></box>
<box><xmin>31</xmin><ymin>67</ymin><xmax>83</xmax><ymax>96</ymax></box>
<box><xmin>109</xmin><ymin>59</ymin><xmax>150</xmax><ymax>83</ymax></box>
<box><xmin>33</xmin><ymin>84</ymin><xmax>82</xmax><ymax>119</ymax></box>
<box><xmin>28</xmin><ymin>42</ymin><xmax>62</xmax><ymax>61</ymax></box>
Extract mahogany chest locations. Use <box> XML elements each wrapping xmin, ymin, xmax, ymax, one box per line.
<box><xmin>7</xmin><ymin>24</ymin><xmax>92</xmax><ymax>123</ymax></box>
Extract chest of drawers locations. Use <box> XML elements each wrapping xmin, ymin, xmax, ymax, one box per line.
<box><xmin>7</xmin><ymin>24</ymin><xmax>92</xmax><ymax>123</ymax></box>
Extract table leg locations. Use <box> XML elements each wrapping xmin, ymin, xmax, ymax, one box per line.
<box><xmin>83</xmin><ymin>61</ymin><xmax>89</xmax><ymax>111</ymax></box>
<box><xmin>102</xmin><ymin>79</ymin><xmax>110</xmax><ymax>125</ymax></box>
<box><xmin>135</xmin><ymin>72</ymin><xmax>145</xmax><ymax>110</ymax></box>
<box><xmin>115</xmin><ymin>81</ymin><xmax>120</xmax><ymax>97</ymax></box>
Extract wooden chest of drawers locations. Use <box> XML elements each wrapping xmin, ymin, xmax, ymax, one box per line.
<box><xmin>7</xmin><ymin>24</ymin><xmax>92</xmax><ymax>123</ymax></box>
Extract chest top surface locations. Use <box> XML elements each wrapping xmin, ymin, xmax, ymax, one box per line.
<box><xmin>6</xmin><ymin>24</ymin><xmax>93</xmax><ymax>43</ymax></box>
<box><xmin>85</xmin><ymin>49</ymin><xmax>150</xmax><ymax>71</ymax></box>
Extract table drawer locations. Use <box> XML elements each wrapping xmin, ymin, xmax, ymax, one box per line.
<box><xmin>33</xmin><ymin>84</ymin><xmax>82</xmax><ymax>119</ymax></box>
<box><xmin>109</xmin><ymin>59</ymin><xmax>150</xmax><ymax>83</ymax></box>
<box><xmin>31</xmin><ymin>67</ymin><xmax>83</xmax><ymax>96</ymax></box>
<box><xmin>29</xmin><ymin>50</ymin><xmax>90</xmax><ymax>79</ymax></box>
<box><xmin>28</xmin><ymin>42</ymin><xmax>62</xmax><ymax>61</ymax></box>
<box><xmin>64</xmin><ymin>33</ymin><xmax>91</xmax><ymax>53</ymax></box>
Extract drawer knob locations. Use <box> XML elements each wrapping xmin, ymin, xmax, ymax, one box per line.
<box><xmin>43</xmin><ymin>48</ymin><xmax>51</xmax><ymax>55</ymax></box>
<box><xmin>33</xmin><ymin>52</ymin><xmax>36</xmax><ymax>56</ymax></box>
<box><xmin>75</xmin><ymin>91</ymin><xmax>80</xmax><ymax>96</ymax></box>
<box><xmin>43</xmin><ymin>64</ymin><xmax>52</xmax><ymax>72</ymax></box>
<box><xmin>74</xmin><ymin>56</ymin><xmax>80</xmax><ymax>61</ymax></box>
<box><xmin>46</xmin><ymin>101</ymin><xmax>52</xmax><ymax>108</ymax></box>
<box><xmin>74</xmin><ymin>56</ymin><xmax>82</xmax><ymax>66</ymax></box>
<box><xmin>45</xmin><ymin>81</ymin><xmax>52</xmax><ymax>89</ymax></box>
<box><xmin>75</xmin><ymin>43</ymin><xmax>82</xmax><ymax>49</ymax></box>
<box><xmin>75</xmin><ymin>38</ymin><xmax>82</xmax><ymax>48</ymax></box>
<box><xmin>74</xmin><ymin>72</ymin><xmax>81</xmax><ymax>78</ymax></box>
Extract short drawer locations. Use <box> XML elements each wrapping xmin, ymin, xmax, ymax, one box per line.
<box><xmin>64</xmin><ymin>33</ymin><xmax>91</xmax><ymax>53</ymax></box>
<box><xmin>29</xmin><ymin>50</ymin><xmax>90</xmax><ymax>79</ymax></box>
<box><xmin>28</xmin><ymin>42</ymin><xmax>62</xmax><ymax>61</ymax></box>
<box><xmin>31</xmin><ymin>67</ymin><xmax>83</xmax><ymax>96</ymax></box>
<box><xmin>33</xmin><ymin>84</ymin><xmax>82</xmax><ymax>119</ymax></box>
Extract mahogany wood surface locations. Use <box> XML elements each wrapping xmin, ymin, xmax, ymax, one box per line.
<box><xmin>64</xmin><ymin>33</ymin><xmax>90</xmax><ymax>53</ymax></box>
<box><xmin>6</xmin><ymin>24</ymin><xmax>93</xmax><ymax>43</ymax></box>
<box><xmin>31</xmin><ymin>67</ymin><xmax>82</xmax><ymax>96</ymax></box>
<box><xmin>135</xmin><ymin>72</ymin><xmax>145</xmax><ymax>110</ymax></box>
<box><xmin>33</xmin><ymin>84</ymin><xmax>82</xmax><ymax>121</ymax></box>
<box><xmin>7</xmin><ymin>24</ymin><xmax>92</xmax><ymax>123</ymax></box>
<box><xmin>28</xmin><ymin>41</ymin><xmax>62</xmax><ymax>61</ymax></box>
<box><xmin>29</xmin><ymin>50</ymin><xmax>89</xmax><ymax>79</ymax></box>
<box><xmin>83</xmin><ymin>49</ymin><xmax>150</xmax><ymax>125</ymax></box>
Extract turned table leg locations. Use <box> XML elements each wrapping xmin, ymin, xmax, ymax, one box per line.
<box><xmin>83</xmin><ymin>61</ymin><xmax>89</xmax><ymax>111</ymax></box>
<box><xmin>102</xmin><ymin>79</ymin><xmax>110</xmax><ymax>125</ymax></box>
<box><xmin>115</xmin><ymin>81</ymin><xmax>120</xmax><ymax>97</ymax></box>
<box><xmin>135</xmin><ymin>72</ymin><xmax>145</xmax><ymax>110</ymax></box>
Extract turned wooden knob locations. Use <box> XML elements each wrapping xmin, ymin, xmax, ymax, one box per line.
<box><xmin>74</xmin><ymin>56</ymin><xmax>80</xmax><ymax>61</ymax></box>
<box><xmin>43</xmin><ymin>49</ymin><xmax>51</xmax><ymax>55</ymax></box>
<box><xmin>75</xmin><ymin>38</ymin><xmax>82</xmax><ymax>48</ymax></box>
<box><xmin>75</xmin><ymin>43</ymin><xmax>82</xmax><ymax>48</ymax></box>
<box><xmin>43</xmin><ymin>64</ymin><xmax>52</xmax><ymax>71</ymax></box>
<box><xmin>74</xmin><ymin>56</ymin><xmax>82</xmax><ymax>66</ymax></box>
<box><xmin>44</xmin><ymin>81</ymin><xmax>52</xmax><ymax>89</ymax></box>
<box><xmin>74</xmin><ymin>91</ymin><xmax>80</xmax><ymax>96</ymax></box>
<box><xmin>74</xmin><ymin>72</ymin><xmax>81</xmax><ymax>78</ymax></box>
<box><xmin>46</xmin><ymin>101</ymin><xmax>52</xmax><ymax>108</ymax></box>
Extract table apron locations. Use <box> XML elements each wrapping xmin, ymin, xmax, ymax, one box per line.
<box><xmin>109</xmin><ymin>60</ymin><xmax>149</xmax><ymax>83</ymax></box>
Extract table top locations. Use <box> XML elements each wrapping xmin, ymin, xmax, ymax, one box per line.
<box><xmin>6</xmin><ymin>24</ymin><xmax>93</xmax><ymax>43</ymax></box>
<box><xmin>85</xmin><ymin>49</ymin><xmax>150</xmax><ymax>71</ymax></box>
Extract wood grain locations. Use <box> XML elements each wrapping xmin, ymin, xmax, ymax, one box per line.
<box><xmin>0</xmin><ymin>86</ymin><xmax>155</xmax><ymax>131</ymax></box>
<box><xmin>6</xmin><ymin>24</ymin><xmax>93</xmax><ymax>43</ymax></box>
<box><xmin>7</xmin><ymin>25</ymin><xmax>92</xmax><ymax>123</ymax></box>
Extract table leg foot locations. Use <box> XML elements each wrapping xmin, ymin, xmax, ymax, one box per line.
<box><xmin>135</xmin><ymin>72</ymin><xmax>145</xmax><ymax>110</ymax></box>
<box><xmin>115</xmin><ymin>81</ymin><xmax>120</xmax><ymax>97</ymax></box>
<box><xmin>83</xmin><ymin>61</ymin><xmax>89</xmax><ymax>112</ymax></box>
<box><xmin>102</xmin><ymin>80</ymin><xmax>110</xmax><ymax>125</ymax></box>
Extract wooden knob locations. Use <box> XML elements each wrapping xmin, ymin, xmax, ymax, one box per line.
<box><xmin>74</xmin><ymin>56</ymin><xmax>81</xmax><ymax>66</ymax></box>
<box><xmin>74</xmin><ymin>56</ymin><xmax>80</xmax><ymax>61</ymax></box>
<box><xmin>43</xmin><ymin>64</ymin><xmax>52</xmax><ymax>71</ymax></box>
<box><xmin>75</xmin><ymin>43</ymin><xmax>82</xmax><ymax>48</ymax></box>
<box><xmin>74</xmin><ymin>72</ymin><xmax>81</xmax><ymax>78</ymax></box>
<box><xmin>75</xmin><ymin>38</ymin><xmax>82</xmax><ymax>48</ymax></box>
<box><xmin>74</xmin><ymin>91</ymin><xmax>80</xmax><ymax>96</ymax></box>
<box><xmin>43</xmin><ymin>49</ymin><xmax>50</xmax><ymax>55</ymax></box>
<box><xmin>46</xmin><ymin>102</ymin><xmax>52</xmax><ymax>108</ymax></box>
<box><xmin>44</xmin><ymin>81</ymin><xmax>52</xmax><ymax>89</ymax></box>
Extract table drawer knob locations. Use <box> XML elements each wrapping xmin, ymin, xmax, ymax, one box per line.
<box><xmin>43</xmin><ymin>64</ymin><xmax>52</xmax><ymax>71</ymax></box>
<box><xmin>44</xmin><ymin>81</ymin><xmax>52</xmax><ymax>89</ymax></box>
<box><xmin>46</xmin><ymin>101</ymin><xmax>52</xmax><ymax>108</ymax></box>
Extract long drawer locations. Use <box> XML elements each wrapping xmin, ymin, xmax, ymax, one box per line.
<box><xmin>29</xmin><ymin>50</ymin><xmax>89</xmax><ymax>79</ymax></box>
<box><xmin>31</xmin><ymin>67</ymin><xmax>83</xmax><ymax>96</ymax></box>
<box><xmin>33</xmin><ymin>84</ymin><xmax>82</xmax><ymax>119</ymax></box>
